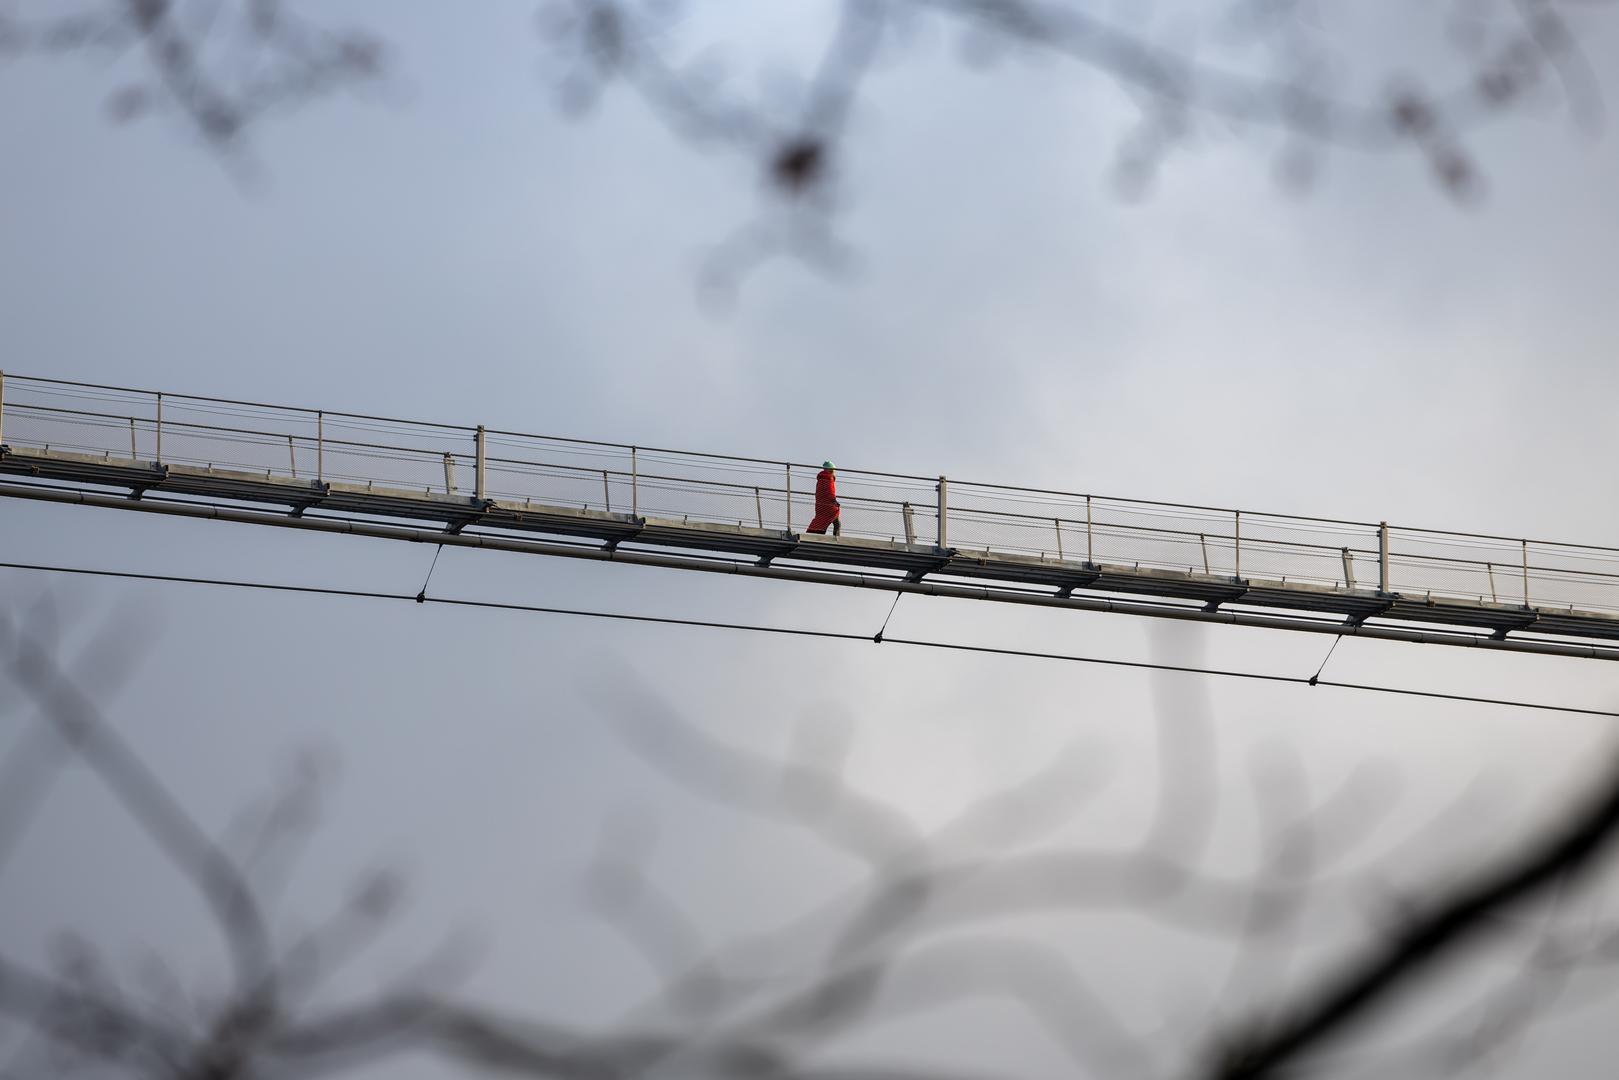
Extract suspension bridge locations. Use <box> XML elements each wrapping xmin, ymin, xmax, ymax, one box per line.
<box><xmin>4</xmin><ymin>372</ymin><xmax>1619</xmax><ymax>662</ymax></box>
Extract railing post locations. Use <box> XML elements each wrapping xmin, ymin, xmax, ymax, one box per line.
<box><xmin>936</xmin><ymin>475</ymin><xmax>948</xmax><ymax>548</ymax></box>
<box><xmin>631</xmin><ymin>447</ymin><xmax>639</xmax><ymax>517</ymax></box>
<box><xmin>785</xmin><ymin>464</ymin><xmax>793</xmax><ymax>531</ymax></box>
<box><xmin>1378</xmin><ymin>522</ymin><xmax>1390</xmax><ymax>593</ymax></box>
<box><xmin>602</xmin><ymin>470</ymin><xmax>611</xmax><ymax>512</ymax></box>
<box><xmin>0</xmin><ymin>370</ymin><xmax>6</xmax><ymax>448</ymax></box>
<box><xmin>475</xmin><ymin>426</ymin><xmax>486</xmax><ymax>501</ymax></box>
<box><xmin>755</xmin><ymin>487</ymin><xmax>764</xmax><ymax>529</ymax></box>
<box><xmin>1054</xmin><ymin>518</ymin><xmax>1063</xmax><ymax>560</ymax></box>
<box><xmin>1522</xmin><ymin>540</ymin><xmax>1531</xmax><ymax>607</ymax></box>
<box><xmin>316</xmin><ymin>411</ymin><xmax>324</xmax><ymax>483</ymax></box>
<box><xmin>129</xmin><ymin>417</ymin><xmax>138</xmax><ymax>460</ymax></box>
<box><xmin>1234</xmin><ymin>510</ymin><xmax>1242</xmax><ymax>580</ymax></box>
<box><xmin>1199</xmin><ymin>533</ymin><xmax>1210</xmax><ymax>574</ymax></box>
<box><xmin>155</xmin><ymin>392</ymin><xmax>163</xmax><ymax>463</ymax></box>
<box><xmin>1341</xmin><ymin>547</ymin><xmax>1355</xmax><ymax>589</ymax></box>
<box><xmin>287</xmin><ymin>435</ymin><xmax>297</xmax><ymax>478</ymax></box>
<box><xmin>443</xmin><ymin>452</ymin><xmax>455</xmax><ymax>494</ymax></box>
<box><xmin>903</xmin><ymin>502</ymin><xmax>916</xmax><ymax>545</ymax></box>
<box><xmin>1086</xmin><ymin>495</ymin><xmax>1094</xmax><ymax>566</ymax></box>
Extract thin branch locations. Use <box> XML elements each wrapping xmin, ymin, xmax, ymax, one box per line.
<box><xmin>0</xmin><ymin>614</ymin><xmax>276</xmax><ymax>1005</ymax></box>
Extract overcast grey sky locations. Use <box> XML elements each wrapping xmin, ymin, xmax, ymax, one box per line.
<box><xmin>4</xmin><ymin>2</ymin><xmax>1619</xmax><ymax>1077</ymax></box>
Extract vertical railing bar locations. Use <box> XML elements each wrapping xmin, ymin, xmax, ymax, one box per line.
<box><xmin>1379</xmin><ymin>522</ymin><xmax>1390</xmax><ymax>593</ymax></box>
<box><xmin>937</xmin><ymin>475</ymin><xmax>949</xmax><ymax>549</ymax></box>
<box><xmin>631</xmin><ymin>446</ymin><xmax>639</xmax><ymax>518</ymax></box>
<box><xmin>755</xmin><ymin>487</ymin><xmax>763</xmax><ymax>529</ymax></box>
<box><xmin>0</xmin><ymin>370</ymin><xmax>6</xmax><ymax>448</ymax></box>
<box><xmin>475</xmin><ymin>425</ymin><xmax>486</xmax><ymax>501</ymax></box>
<box><xmin>1522</xmin><ymin>540</ymin><xmax>1531</xmax><ymax>607</ymax></box>
<box><xmin>1200</xmin><ymin>533</ymin><xmax>1210</xmax><ymax>575</ymax></box>
<box><xmin>1487</xmin><ymin>562</ymin><xmax>1498</xmax><ymax>604</ymax></box>
<box><xmin>786</xmin><ymin>464</ymin><xmax>793</xmax><ymax>532</ymax></box>
<box><xmin>129</xmin><ymin>417</ymin><xmax>138</xmax><ymax>460</ymax></box>
<box><xmin>1341</xmin><ymin>547</ymin><xmax>1355</xmax><ymax>590</ymax></box>
<box><xmin>1086</xmin><ymin>495</ymin><xmax>1094</xmax><ymax>566</ymax></box>
<box><xmin>1234</xmin><ymin>510</ymin><xmax>1242</xmax><ymax>580</ymax></box>
<box><xmin>155</xmin><ymin>392</ymin><xmax>163</xmax><ymax>463</ymax></box>
<box><xmin>443</xmin><ymin>452</ymin><xmax>455</xmax><ymax>494</ymax></box>
<box><xmin>1054</xmin><ymin>518</ymin><xmax>1064</xmax><ymax>561</ymax></box>
<box><xmin>316</xmin><ymin>410</ymin><xmax>324</xmax><ymax>484</ymax></box>
<box><xmin>288</xmin><ymin>434</ymin><xmax>297</xmax><ymax>478</ymax></box>
<box><xmin>902</xmin><ymin>502</ymin><xmax>916</xmax><ymax>546</ymax></box>
<box><xmin>602</xmin><ymin>470</ymin><xmax>611</xmax><ymax>513</ymax></box>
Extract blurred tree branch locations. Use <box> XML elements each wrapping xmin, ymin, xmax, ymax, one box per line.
<box><xmin>3</xmin><ymin>2</ymin><xmax>1612</xmax><ymax>290</ymax></box>
<box><xmin>1207</xmin><ymin>735</ymin><xmax>1619</xmax><ymax>1079</ymax></box>
<box><xmin>0</xmin><ymin>604</ymin><xmax>465</xmax><ymax>1079</ymax></box>
<box><xmin>5</xmin><ymin>603</ymin><xmax>1619</xmax><ymax>1078</ymax></box>
<box><xmin>534</xmin><ymin>0</ymin><xmax>1614</xmax><ymax>292</ymax></box>
<box><xmin>0</xmin><ymin>0</ymin><xmax>388</xmax><ymax>176</ymax></box>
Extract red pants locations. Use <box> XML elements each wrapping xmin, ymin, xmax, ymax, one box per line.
<box><xmin>808</xmin><ymin>507</ymin><xmax>841</xmax><ymax>534</ymax></box>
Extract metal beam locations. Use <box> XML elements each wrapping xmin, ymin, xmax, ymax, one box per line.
<box><xmin>5</xmin><ymin>480</ymin><xmax>1616</xmax><ymax>663</ymax></box>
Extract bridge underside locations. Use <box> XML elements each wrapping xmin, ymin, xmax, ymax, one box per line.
<box><xmin>7</xmin><ymin>446</ymin><xmax>1618</xmax><ymax>661</ymax></box>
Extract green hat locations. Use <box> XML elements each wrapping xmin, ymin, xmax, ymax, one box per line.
<box><xmin>823</xmin><ymin>460</ymin><xmax>835</xmax><ymax>470</ymax></box>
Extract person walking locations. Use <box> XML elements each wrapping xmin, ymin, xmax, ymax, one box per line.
<box><xmin>807</xmin><ymin>460</ymin><xmax>842</xmax><ymax>537</ymax></box>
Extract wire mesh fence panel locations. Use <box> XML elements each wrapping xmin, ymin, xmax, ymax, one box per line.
<box><xmin>485</xmin><ymin>460</ymin><xmax>594</xmax><ymax>509</ymax></box>
<box><xmin>155</xmin><ymin>400</ymin><xmax>310</xmax><ymax>472</ymax></box>
<box><xmin>1385</xmin><ymin>529</ymin><xmax>1527</xmax><ymax>605</ymax></box>
<box><xmin>942</xmin><ymin>482</ymin><xmax>1088</xmax><ymax>558</ymax></box>
<box><xmin>5</xmin><ymin>382</ymin><xmax>162</xmax><ymax>461</ymax></box>
<box><xmin>1238</xmin><ymin>538</ymin><xmax>1355</xmax><ymax>588</ymax></box>
<box><xmin>4</xmin><ymin>406</ymin><xmax>142</xmax><ymax>460</ymax></box>
<box><xmin>158</xmin><ymin>425</ymin><xmax>300</xmax><ymax>478</ymax></box>
<box><xmin>643</xmin><ymin>456</ymin><xmax>778</xmax><ymax>527</ymax></box>
<box><xmin>482</xmin><ymin>436</ymin><xmax>633</xmax><ymax>511</ymax></box>
<box><xmin>947</xmin><ymin>507</ymin><xmax>1074</xmax><ymax>560</ymax></box>
<box><xmin>1527</xmin><ymin>542</ymin><xmax>1619</xmax><ymax>613</ymax></box>
<box><xmin>317</xmin><ymin>441</ymin><xmax>458</xmax><ymax>494</ymax></box>
<box><xmin>1089</xmin><ymin>500</ymin><xmax>1239</xmax><ymax>575</ymax></box>
<box><xmin>1100</xmin><ymin>522</ymin><xmax>1228</xmax><ymax>575</ymax></box>
<box><xmin>289</xmin><ymin>438</ymin><xmax>317</xmax><ymax>479</ymax></box>
<box><xmin>1234</xmin><ymin>515</ymin><xmax>1382</xmax><ymax>589</ymax></box>
<box><xmin>315</xmin><ymin>415</ymin><xmax>474</xmax><ymax>495</ymax></box>
<box><xmin>640</xmin><ymin>475</ymin><xmax>760</xmax><ymax>525</ymax></box>
<box><xmin>1385</xmin><ymin>554</ymin><xmax>1505</xmax><ymax>605</ymax></box>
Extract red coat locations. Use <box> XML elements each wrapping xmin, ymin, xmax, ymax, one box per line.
<box><xmin>808</xmin><ymin>468</ymin><xmax>840</xmax><ymax>532</ymax></box>
<box><xmin>815</xmin><ymin>468</ymin><xmax>838</xmax><ymax>513</ymax></box>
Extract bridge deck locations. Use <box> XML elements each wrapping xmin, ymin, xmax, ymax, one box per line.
<box><xmin>5</xmin><ymin>372</ymin><xmax>1619</xmax><ymax>659</ymax></box>
<box><xmin>7</xmin><ymin>441</ymin><xmax>1619</xmax><ymax>653</ymax></box>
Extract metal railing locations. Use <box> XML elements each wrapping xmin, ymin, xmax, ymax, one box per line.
<box><xmin>6</xmin><ymin>371</ymin><xmax>1619</xmax><ymax>614</ymax></box>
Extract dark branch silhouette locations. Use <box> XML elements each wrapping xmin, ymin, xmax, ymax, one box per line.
<box><xmin>5</xmin><ymin>2</ymin><xmax>1612</xmax><ymax>291</ymax></box>
<box><xmin>4</xmin><ymin>601</ymin><xmax>1619</xmax><ymax>1078</ymax></box>
<box><xmin>0</xmin><ymin>0</ymin><xmax>388</xmax><ymax>175</ymax></box>
<box><xmin>533</xmin><ymin>0</ymin><xmax>1615</xmax><ymax>291</ymax></box>
<box><xmin>1206</xmin><ymin>738</ymin><xmax>1619</xmax><ymax>1078</ymax></box>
